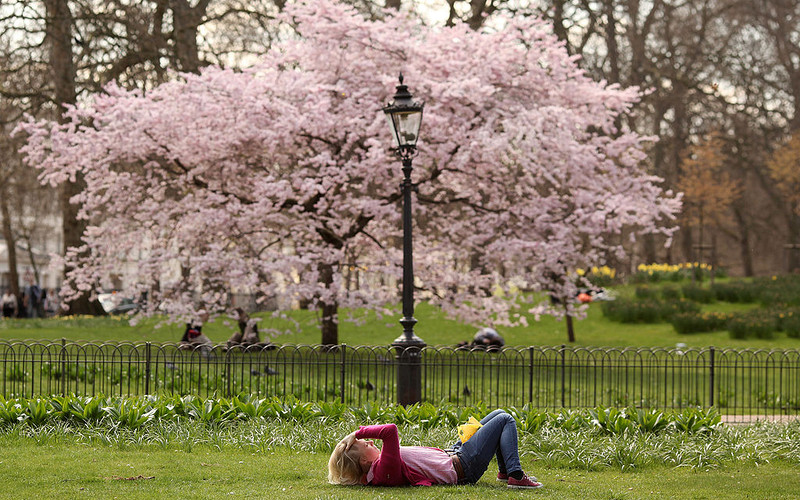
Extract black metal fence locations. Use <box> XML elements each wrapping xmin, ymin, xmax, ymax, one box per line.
<box><xmin>1</xmin><ymin>341</ymin><xmax>798</xmax><ymax>423</ymax></box>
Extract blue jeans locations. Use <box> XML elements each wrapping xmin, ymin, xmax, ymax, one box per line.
<box><xmin>450</xmin><ymin>409</ymin><xmax>522</xmax><ymax>484</ymax></box>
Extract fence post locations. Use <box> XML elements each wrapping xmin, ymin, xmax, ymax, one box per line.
<box><xmin>560</xmin><ymin>344</ymin><xmax>566</xmax><ymax>408</ymax></box>
<box><xmin>226</xmin><ymin>348</ymin><xmax>232</xmax><ymax>398</ymax></box>
<box><xmin>528</xmin><ymin>346</ymin><xmax>534</xmax><ymax>404</ymax></box>
<box><xmin>340</xmin><ymin>344</ymin><xmax>346</xmax><ymax>404</ymax></box>
<box><xmin>709</xmin><ymin>346</ymin><xmax>715</xmax><ymax>407</ymax></box>
<box><xmin>61</xmin><ymin>337</ymin><xmax>67</xmax><ymax>397</ymax></box>
<box><xmin>145</xmin><ymin>342</ymin><xmax>151</xmax><ymax>395</ymax></box>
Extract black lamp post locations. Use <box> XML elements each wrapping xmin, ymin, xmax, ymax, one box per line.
<box><xmin>383</xmin><ymin>73</ymin><xmax>425</xmax><ymax>405</ymax></box>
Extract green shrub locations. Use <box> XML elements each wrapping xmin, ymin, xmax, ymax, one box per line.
<box><xmin>682</xmin><ymin>285</ymin><xmax>716</xmax><ymax>304</ymax></box>
<box><xmin>755</xmin><ymin>275</ymin><xmax>800</xmax><ymax>307</ymax></box>
<box><xmin>712</xmin><ymin>281</ymin><xmax>758</xmax><ymax>303</ymax></box>
<box><xmin>728</xmin><ymin>311</ymin><xmax>777</xmax><ymax>340</ymax></box>
<box><xmin>668</xmin><ymin>299</ymin><xmax>703</xmax><ymax>315</ymax></box>
<box><xmin>601</xmin><ymin>298</ymin><xmax>699</xmax><ymax>323</ymax></box>
<box><xmin>661</xmin><ymin>285</ymin><xmax>681</xmax><ymax>300</ymax></box>
<box><xmin>585</xmin><ymin>269</ymin><xmax>616</xmax><ymax>288</ymax></box>
<box><xmin>779</xmin><ymin>312</ymin><xmax>800</xmax><ymax>338</ymax></box>
<box><xmin>671</xmin><ymin>311</ymin><xmax>732</xmax><ymax>334</ymax></box>
<box><xmin>631</xmin><ymin>271</ymin><xmax>663</xmax><ymax>284</ymax></box>
<box><xmin>671</xmin><ymin>407</ymin><xmax>721</xmax><ymax>434</ymax></box>
<box><xmin>629</xmin><ymin>263</ymin><xmax>725</xmax><ymax>284</ymax></box>
<box><xmin>635</xmin><ymin>286</ymin><xmax>658</xmax><ymax>299</ymax></box>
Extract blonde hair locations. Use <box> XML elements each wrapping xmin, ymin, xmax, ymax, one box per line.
<box><xmin>327</xmin><ymin>435</ymin><xmax>364</xmax><ymax>485</ymax></box>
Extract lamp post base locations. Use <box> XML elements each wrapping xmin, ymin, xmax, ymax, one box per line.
<box><xmin>392</xmin><ymin>316</ymin><xmax>425</xmax><ymax>405</ymax></box>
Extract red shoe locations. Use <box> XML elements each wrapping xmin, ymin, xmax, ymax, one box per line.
<box><xmin>507</xmin><ymin>474</ymin><xmax>543</xmax><ymax>489</ymax></box>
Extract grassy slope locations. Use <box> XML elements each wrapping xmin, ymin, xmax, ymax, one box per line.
<box><xmin>2</xmin><ymin>299</ymin><xmax>799</xmax><ymax>350</ymax></box>
<box><xmin>1</xmin><ymin>439</ymin><xmax>797</xmax><ymax>499</ymax></box>
<box><xmin>1</xmin><ymin>279</ymin><xmax>798</xmax><ymax>349</ymax></box>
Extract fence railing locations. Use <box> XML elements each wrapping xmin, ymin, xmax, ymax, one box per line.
<box><xmin>1</xmin><ymin>341</ymin><xmax>798</xmax><ymax>423</ymax></box>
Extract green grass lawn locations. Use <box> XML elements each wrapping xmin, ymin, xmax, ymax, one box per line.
<box><xmin>2</xmin><ymin>276</ymin><xmax>797</xmax><ymax>499</ymax></box>
<box><xmin>2</xmin><ymin>298</ymin><xmax>799</xmax><ymax>350</ymax></box>
<box><xmin>1</xmin><ymin>439</ymin><xmax>798</xmax><ymax>499</ymax></box>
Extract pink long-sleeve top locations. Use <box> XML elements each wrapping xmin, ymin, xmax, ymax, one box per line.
<box><xmin>355</xmin><ymin>423</ymin><xmax>458</xmax><ymax>487</ymax></box>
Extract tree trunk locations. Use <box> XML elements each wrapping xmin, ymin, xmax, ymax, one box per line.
<box><xmin>788</xmin><ymin>210</ymin><xmax>800</xmax><ymax>272</ymax></box>
<box><xmin>733</xmin><ymin>207</ymin><xmax>754</xmax><ymax>277</ymax></box>
<box><xmin>604</xmin><ymin>0</ymin><xmax>620</xmax><ymax>84</ymax></box>
<box><xmin>565</xmin><ymin>313</ymin><xmax>575</xmax><ymax>343</ymax></box>
<box><xmin>46</xmin><ymin>0</ymin><xmax>100</xmax><ymax>315</ymax></box>
<box><xmin>0</xmin><ymin>190</ymin><xmax>21</xmax><ymax>299</ymax></box>
<box><xmin>710</xmin><ymin>232</ymin><xmax>717</xmax><ymax>285</ymax></box>
<box><xmin>551</xmin><ymin>0</ymin><xmax>569</xmax><ymax>47</ymax></box>
<box><xmin>384</xmin><ymin>0</ymin><xmax>402</xmax><ymax>9</ymax></box>
<box><xmin>318</xmin><ymin>261</ymin><xmax>339</xmax><ymax>346</ymax></box>
<box><xmin>467</xmin><ymin>0</ymin><xmax>489</xmax><ymax>30</ymax></box>
<box><xmin>170</xmin><ymin>0</ymin><xmax>204</xmax><ymax>73</ymax></box>
<box><xmin>22</xmin><ymin>235</ymin><xmax>41</xmax><ymax>285</ymax></box>
<box><xmin>642</xmin><ymin>233</ymin><xmax>658</xmax><ymax>264</ymax></box>
<box><xmin>681</xmin><ymin>225</ymin><xmax>694</xmax><ymax>264</ymax></box>
<box><xmin>45</xmin><ymin>0</ymin><xmax>76</xmax><ymax>108</ymax></box>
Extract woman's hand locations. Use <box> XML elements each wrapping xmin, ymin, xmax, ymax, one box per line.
<box><xmin>343</xmin><ymin>431</ymin><xmax>358</xmax><ymax>451</ymax></box>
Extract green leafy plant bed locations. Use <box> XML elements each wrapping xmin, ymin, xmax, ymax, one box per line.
<box><xmin>600</xmin><ymin>298</ymin><xmax>700</xmax><ymax>323</ymax></box>
<box><xmin>681</xmin><ymin>284</ymin><xmax>716</xmax><ymax>304</ymax></box>
<box><xmin>1</xmin><ymin>394</ymin><xmax>728</xmax><ymax>437</ymax></box>
<box><xmin>632</xmin><ymin>263</ymin><xmax>723</xmax><ymax>284</ymax></box>
<box><xmin>756</xmin><ymin>275</ymin><xmax>800</xmax><ymax>308</ymax></box>
<box><xmin>711</xmin><ymin>281</ymin><xmax>759</xmax><ymax>303</ymax></box>
<box><xmin>728</xmin><ymin>311</ymin><xmax>779</xmax><ymax>340</ymax></box>
<box><xmin>671</xmin><ymin>311</ymin><xmax>732</xmax><ymax>334</ymax></box>
<box><xmin>782</xmin><ymin>313</ymin><xmax>800</xmax><ymax>338</ymax></box>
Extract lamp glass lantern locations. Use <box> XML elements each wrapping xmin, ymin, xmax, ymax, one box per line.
<box><xmin>383</xmin><ymin>74</ymin><xmax>424</xmax><ymax>151</ymax></box>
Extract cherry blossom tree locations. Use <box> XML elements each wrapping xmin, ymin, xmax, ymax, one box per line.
<box><xmin>20</xmin><ymin>0</ymin><xmax>680</xmax><ymax>344</ymax></box>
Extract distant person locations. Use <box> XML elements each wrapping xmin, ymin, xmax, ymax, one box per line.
<box><xmin>227</xmin><ymin>308</ymin><xmax>261</xmax><ymax>348</ymax></box>
<box><xmin>23</xmin><ymin>282</ymin><xmax>42</xmax><ymax>319</ymax></box>
<box><xmin>473</xmin><ymin>327</ymin><xmax>505</xmax><ymax>348</ymax></box>
<box><xmin>43</xmin><ymin>289</ymin><xmax>59</xmax><ymax>317</ymax></box>
<box><xmin>457</xmin><ymin>327</ymin><xmax>505</xmax><ymax>351</ymax></box>
<box><xmin>2</xmin><ymin>289</ymin><xmax>17</xmax><ymax>319</ymax></box>
<box><xmin>38</xmin><ymin>287</ymin><xmax>48</xmax><ymax>317</ymax></box>
<box><xmin>180</xmin><ymin>309</ymin><xmax>213</xmax><ymax>356</ymax></box>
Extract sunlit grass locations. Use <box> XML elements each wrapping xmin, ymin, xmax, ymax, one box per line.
<box><xmin>1</xmin><ymin>416</ymin><xmax>799</xmax><ymax>499</ymax></box>
<box><xmin>2</xmin><ymin>279</ymin><xmax>800</xmax><ymax>349</ymax></box>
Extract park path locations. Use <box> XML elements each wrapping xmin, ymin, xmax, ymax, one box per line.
<box><xmin>721</xmin><ymin>415</ymin><xmax>799</xmax><ymax>425</ymax></box>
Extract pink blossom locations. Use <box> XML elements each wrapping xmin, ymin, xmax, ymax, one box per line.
<box><xmin>19</xmin><ymin>0</ymin><xmax>679</xmax><ymax>336</ymax></box>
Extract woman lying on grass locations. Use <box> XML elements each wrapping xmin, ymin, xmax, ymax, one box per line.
<box><xmin>328</xmin><ymin>409</ymin><xmax>542</xmax><ymax>489</ymax></box>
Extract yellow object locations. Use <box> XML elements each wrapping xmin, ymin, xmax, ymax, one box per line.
<box><xmin>458</xmin><ymin>416</ymin><xmax>483</xmax><ymax>443</ymax></box>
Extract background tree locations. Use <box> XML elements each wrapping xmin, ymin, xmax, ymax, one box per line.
<box><xmin>766</xmin><ymin>133</ymin><xmax>800</xmax><ymax>270</ymax></box>
<box><xmin>720</xmin><ymin>0</ymin><xmax>800</xmax><ymax>272</ymax></box>
<box><xmin>767</xmin><ymin>133</ymin><xmax>800</xmax><ymax>213</ymax></box>
<box><xmin>20</xmin><ymin>0</ymin><xmax>680</xmax><ymax>343</ymax></box>
<box><xmin>5</xmin><ymin>0</ymin><xmax>800</xmax><ymax>321</ymax></box>
<box><xmin>0</xmin><ymin>23</ymin><xmax>56</xmax><ymax>303</ymax></box>
<box><xmin>523</xmin><ymin>0</ymin><xmax>796</xmax><ymax>274</ymax></box>
<box><xmin>1</xmin><ymin>0</ymin><xmax>289</xmax><ymax>313</ymax></box>
<box><xmin>677</xmin><ymin>131</ymin><xmax>741</xmax><ymax>278</ymax></box>
<box><xmin>0</xmin><ymin>127</ymin><xmax>23</xmax><ymax>302</ymax></box>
